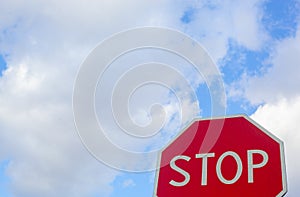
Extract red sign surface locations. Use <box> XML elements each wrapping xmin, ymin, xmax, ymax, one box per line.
<box><xmin>154</xmin><ymin>115</ymin><xmax>287</xmax><ymax>197</ymax></box>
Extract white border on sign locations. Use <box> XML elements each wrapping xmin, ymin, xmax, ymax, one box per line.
<box><xmin>152</xmin><ymin>114</ymin><xmax>287</xmax><ymax>197</ymax></box>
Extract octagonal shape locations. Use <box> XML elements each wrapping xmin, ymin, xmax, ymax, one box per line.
<box><xmin>154</xmin><ymin>115</ymin><xmax>287</xmax><ymax>197</ymax></box>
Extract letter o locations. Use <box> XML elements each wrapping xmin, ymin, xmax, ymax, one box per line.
<box><xmin>216</xmin><ymin>151</ymin><xmax>243</xmax><ymax>184</ymax></box>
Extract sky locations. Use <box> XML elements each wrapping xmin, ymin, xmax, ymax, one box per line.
<box><xmin>0</xmin><ymin>0</ymin><xmax>300</xmax><ymax>196</ymax></box>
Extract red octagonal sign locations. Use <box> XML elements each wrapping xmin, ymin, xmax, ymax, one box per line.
<box><xmin>154</xmin><ymin>115</ymin><xmax>287</xmax><ymax>197</ymax></box>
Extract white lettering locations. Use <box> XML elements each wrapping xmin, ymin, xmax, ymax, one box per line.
<box><xmin>216</xmin><ymin>151</ymin><xmax>243</xmax><ymax>184</ymax></box>
<box><xmin>169</xmin><ymin>155</ymin><xmax>191</xmax><ymax>187</ymax></box>
<box><xmin>168</xmin><ymin>149</ymin><xmax>268</xmax><ymax>187</ymax></box>
<box><xmin>247</xmin><ymin>150</ymin><xmax>268</xmax><ymax>183</ymax></box>
<box><xmin>195</xmin><ymin>153</ymin><xmax>215</xmax><ymax>185</ymax></box>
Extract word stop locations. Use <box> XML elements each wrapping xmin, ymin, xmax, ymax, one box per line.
<box><xmin>169</xmin><ymin>150</ymin><xmax>268</xmax><ymax>187</ymax></box>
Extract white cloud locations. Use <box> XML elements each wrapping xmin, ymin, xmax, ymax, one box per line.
<box><xmin>0</xmin><ymin>0</ymin><xmax>186</xmax><ymax>188</ymax></box>
<box><xmin>229</xmin><ymin>0</ymin><xmax>267</xmax><ymax>50</ymax></box>
<box><xmin>0</xmin><ymin>52</ymin><xmax>120</xmax><ymax>197</ymax></box>
<box><xmin>251</xmin><ymin>96</ymin><xmax>300</xmax><ymax>196</ymax></box>
<box><xmin>0</xmin><ymin>0</ymin><xmax>197</xmax><ymax>196</ymax></box>
<box><xmin>231</xmin><ymin>25</ymin><xmax>300</xmax><ymax>105</ymax></box>
<box><xmin>179</xmin><ymin>0</ymin><xmax>268</xmax><ymax>61</ymax></box>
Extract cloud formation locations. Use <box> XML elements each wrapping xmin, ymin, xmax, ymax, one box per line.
<box><xmin>0</xmin><ymin>0</ymin><xmax>297</xmax><ymax>196</ymax></box>
<box><xmin>0</xmin><ymin>0</ymin><xmax>204</xmax><ymax>196</ymax></box>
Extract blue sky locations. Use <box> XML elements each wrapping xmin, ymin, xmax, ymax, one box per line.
<box><xmin>0</xmin><ymin>55</ymin><xmax>7</xmax><ymax>77</ymax></box>
<box><xmin>0</xmin><ymin>0</ymin><xmax>300</xmax><ymax>196</ymax></box>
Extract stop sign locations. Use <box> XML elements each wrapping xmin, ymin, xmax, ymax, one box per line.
<box><xmin>154</xmin><ymin>115</ymin><xmax>287</xmax><ymax>197</ymax></box>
